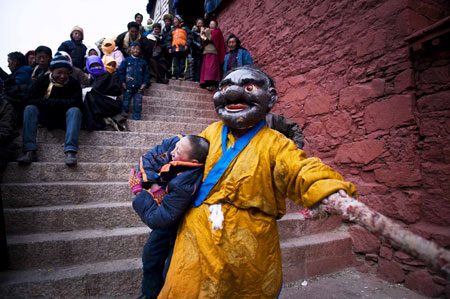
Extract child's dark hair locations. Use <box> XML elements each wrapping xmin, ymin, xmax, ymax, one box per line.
<box><xmin>152</xmin><ymin>23</ymin><xmax>162</xmax><ymax>30</ymax></box>
<box><xmin>185</xmin><ymin>135</ymin><xmax>209</xmax><ymax>163</ymax></box>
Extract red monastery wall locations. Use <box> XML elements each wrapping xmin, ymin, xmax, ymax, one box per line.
<box><xmin>216</xmin><ymin>0</ymin><xmax>450</xmax><ymax>296</ymax></box>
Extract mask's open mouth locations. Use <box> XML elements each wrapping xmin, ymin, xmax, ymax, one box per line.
<box><xmin>224</xmin><ymin>104</ymin><xmax>249</xmax><ymax>112</ymax></box>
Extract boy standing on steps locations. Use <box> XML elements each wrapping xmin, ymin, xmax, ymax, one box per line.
<box><xmin>129</xmin><ymin>134</ymin><xmax>209</xmax><ymax>299</ymax></box>
<box><xmin>117</xmin><ymin>42</ymin><xmax>150</xmax><ymax>120</ymax></box>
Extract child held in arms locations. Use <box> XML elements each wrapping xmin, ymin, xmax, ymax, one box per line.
<box><xmin>129</xmin><ymin>135</ymin><xmax>209</xmax><ymax>299</ymax></box>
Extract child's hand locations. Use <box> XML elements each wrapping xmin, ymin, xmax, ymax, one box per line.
<box><xmin>150</xmin><ymin>186</ymin><xmax>167</xmax><ymax>206</ymax></box>
<box><xmin>122</xmin><ymin>83</ymin><xmax>126</xmax><ymax>90</ymax></box>
<box><xmin>139</xmin><ymin>84</ymin><xmax>146</xmax><ymax>92</ymax></box>
<box><xmin>129</xmin><ymin>169</ymin><xmax>143</xmax><ymax>195</ymax></box>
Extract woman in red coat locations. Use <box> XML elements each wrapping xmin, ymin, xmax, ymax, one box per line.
<box><xmin>199</xmin><ymin>20</ymin><xmax>225</xmax><ymax>91</ymax></box>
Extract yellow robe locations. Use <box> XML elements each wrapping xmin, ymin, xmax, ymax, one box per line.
<box><xmin>159</xmin><ymin>121</ymin><xmax>356</xmax><ymax>298</ymax></box>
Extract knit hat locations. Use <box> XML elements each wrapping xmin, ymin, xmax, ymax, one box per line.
<box><xmin>163</xmin><ymin>14</ymin><xmax>173</xmax><ymax>22</ymax></box>
<box><xmin>174</xmin><ymin>15</ymin><xmax>183</xmax><ymax>23</ymax></box>
<box><xmin>49</xmin><ymin>55</ymin><xmax>72</xmax><ymax>71</ymax></box>
<box><xmin>102</xmin><ymin>56</ymin><xmax>117</xmax><ymax>73</ymax></box>
<box><xmin>55</xmin><ymin>51</ymin><xmax>73</xmax><ymax>65</ymax></box>
<box><xmin>86</xmin><ymin>56</ymin><xmax>105</xmax><ymax>76</ymax></box>
<box><xmin>101</xmin><ymin>38</ymin><xmax>116</xmax><ymax>55</ymax></box>
<box><xmin>130</xmin><ymin>42</ymin><xmax>141</xmax><ymax>48</ymax></box>
<box><xmin>35</xmin><ymin>46</ymin><xmax>52</xmax><ymax>57</ymax></box>
<box><xmin>71</xmin><ymin>25</ymin><xmax>84</xmax><ymax>39</ymax></box>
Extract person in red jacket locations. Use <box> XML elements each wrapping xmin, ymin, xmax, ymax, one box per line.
<box><xmin>165</xmin><ymin>15</ymin><xmax>192</xmax><ymax>80</ymax></box>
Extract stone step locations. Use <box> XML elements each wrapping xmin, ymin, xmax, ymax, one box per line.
<box><xmin>127</xmin><ymin>120</ymin><xmax>210</xmax><ymax>134</ymax></box>
<box><xmin>139</xmin><ymin>113</ymin><xmax>218</xmax><ymax>124</ymax></box>
<box><xmin>4</xmin><ymin>202</ymin><xmax>142</xmax><ymax>234</ymax></box>
<box><xmin>3</xmin><ymin>162</ymin><xmax>134</xmax><ymax>183</ymax></box>
<box><xmin>0</xmin><ymin>231</ymin><xmax>354</xmax><ymax>297</ymax></box>
<box><xmin>281</xmin><ymin>230</ymin><xmax>355</xmax><ymax>283</ymax></box>
<box><xmin>143</xmin><ymin>96</ymin><xmax>215</xmax><ymax>110</ymax></box>
<box><xmin>145</xmin><ymin>89</ymin><xmax>213</xmax><ymax>103</ymax></box>
<box><xmin>137</xmin><ymin>105</ymin><xmax>218</xmax><ymax>119</ymax></box>
<box><xmin>149</xmin><ymin>81</ymin><xmax>212</xmax><ymax>94</ymax></box>
<box><xmin>0</xmin><ymin>258</ymin><xmax>142</xmax><ymax>298</ymax></box>
<box><xmin>2</xmin><ymin>182</ymin><xmax>130</xmax><ymax>208</ymax></box>
<box><xmin>7</xmin><ymin>227</ymin><xmax>150</xmax><ymax>269</ymax></box>
<box><xmin>36</xmin><ymin>144</ymin><xmax>148</xmax><ymax>163</ymax></box>
<box><xmin>36</xmin><ymin>129</ymin><xmax>169</xmax><ymax>147</ymax></box>
<box><xmin>4</xmin><ymin>198</ymin><xmax>341</xmax><ymax>236</ymax></box>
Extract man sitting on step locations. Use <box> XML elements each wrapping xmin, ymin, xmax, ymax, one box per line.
<box><xmin>129</xmin><ymin>134</ymin><xmax>209</xmax><ymax>299</ymax></box>
<box><xmin>17</xmin><ymin>55</ymin><xmax>83</xmax><ymax>166</ymax></box>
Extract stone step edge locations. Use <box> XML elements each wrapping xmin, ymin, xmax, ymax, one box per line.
<box><xmin>0</xmin><ymin>257</ymin><xmax>141</xmax><ymax>286</ymax></box>
<box><xmin>1</xmin><ymin>181</ymin><xmax>127</xmax><ymax>187</ymax></box>
<box><xmin>281</xmin><ymin>230</ymin><xmax>351</xmax><ymax>249</ymax></box>
<box><xmin>7</xmin><ymin>226</ymin><xmax>150</xmax><ymax>245</ymax></box>
<box><xmin>4</xmin><ymin>201</ymin><xmax>133</xmax><ymax>214</ymax></box>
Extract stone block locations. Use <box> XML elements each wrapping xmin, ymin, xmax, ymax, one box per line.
<box><xmin>335</xmin><ymin>140</ymin><xmax>384</xmax><ymax>164</ymax></box>
<box><xmin>364</xmin><ymin>95</ymin><xmax>414</xmax><ymax>133</ymax></box>
<box><xmin>417</xmin><ymin>90</ymin><xmax>450</xmax><ymax>113</ymax></box>
<box><xmin>394</xmin><ymin>68</ymin><xmax>414</xmax><ymax>92</ymax></box>
<box><xmin>379</xmin><ymin>245</ymin><xmax>393</xmax><ymax>260</ymax></box>
<box><xmin>325</xmin><ymin>111</ymin><xmax>352</xmax><ymax>138</ymax></box>
<box><xmin>303</xmin><ymin>85</ymin><xmax>335</xmax><ymax>116</ymax></box>
<box><xmin>405</xmin><ymin>270</ymin><xmax>445</xmax><ymax>297</ymax></box>
<box><xmin>339</xmin><ymin>79</ymin><xmax>385</xmax><ymax>108</ymax></box>
<box><xmin>374</xmin><ymin>163</ymin><xmax>422</xmax><ymax>188</ymax></box>
<box><xmin>348</xmin><ymin>226</ymin><xmax>380</xmax><ymax>254</ymax></box>
<box><xmin>377</xmin><ymin>257</ymin><xmax>405</xmax><ymax>283</ymax></box>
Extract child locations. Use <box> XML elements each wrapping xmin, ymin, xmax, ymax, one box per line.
<box><xmin>165</xmin><ymin>15</ymin><xmax>192</xmax><ymax>80</ymax></box>
<box><xmin>129</xmin><ymin>134</ymin><xmax>209</xmax><ymax>299</ymax></box>
<box><xmin>101</xmin><ymin>38</ymin><xmax>124</xmax><ymax>68</ymax></box>
<box><xmin>117</xmin><ymin>42</ymin><xmax>150</xmax><ymax>120</ymax></box>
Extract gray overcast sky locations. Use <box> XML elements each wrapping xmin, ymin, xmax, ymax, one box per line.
<box><xmin>0</xmin><ymin>0</ymin><xmax>148</xmax><ymax>72</ymax></box>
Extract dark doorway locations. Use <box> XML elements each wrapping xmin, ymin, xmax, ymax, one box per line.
<box><xmin>174</xmin><ymin>0</ymin><xmax>205</xmax><ymax>28</ymax></box>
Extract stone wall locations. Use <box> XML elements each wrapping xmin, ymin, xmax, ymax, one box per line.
<box><xmin>216</xmin><ymin>0</ymin><xmax>450</xmax><ymax>296</ymax></box>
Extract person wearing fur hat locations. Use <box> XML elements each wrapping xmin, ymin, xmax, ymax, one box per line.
<box><xmin>101</xmin><ymin>38</ymin><xmax>124</xmax><ymax>68</ymax></box>
<box><xmin>17</xmin><ymin>55</ymin><xmax>83</xmax><ymax>166</ymax></box>
<box><xmin>58</xmin><ymin>25</ymin><xmax>88</xmax><ymax>70</ymax></box>
<box><xmin>165</xmin><ymin>15</ymin><xmax>192</xmax><ymax>80</ymax></box>
<box><xmin>117</xmin><ymin>42</ymin><xmax>150</xmax><ymax>120</ymax></box>
<box><xmin>56</xmin><ymin>51</ymin><xmax>89</xmax><ymax>88</ymax></box>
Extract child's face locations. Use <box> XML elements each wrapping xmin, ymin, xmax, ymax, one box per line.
<box><xmin>52</xmin><ymin>67</ymin><xmax>70</xmax><ymax>84</ymax></box>
<box><xmin>196</xmin><ymin>19</ymin><xmax>204</xmax><ymax>28</ymax></box>
<box><xmin>88</xmin><ymin>49</ymin><xmax>98</xmax><ymax>56</ymax></box>
<box><xmin>171</xmin><ymin>137</ymin><xmax>193</xmax><ymax>162</ymax></box>
<box><xmin>131</xmin><ymin>46</ymin><xmax>141</xmax><ymax>57</ymax></box>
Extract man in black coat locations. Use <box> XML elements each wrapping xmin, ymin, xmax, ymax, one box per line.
<box><xmin>17</xmin><ymin>55</ymin><xmax>83</xmax><ymax>166</ymax></box>
<box><xmin>115</xmin><ymin>21</ymin><xmax>153</xmax><ymax>63</ymax></box>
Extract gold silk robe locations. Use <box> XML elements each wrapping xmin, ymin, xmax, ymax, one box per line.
<box><xmin>159</xmin><ymin>121</ymin><xmax>356</xmax><ymax>298</ymax></box>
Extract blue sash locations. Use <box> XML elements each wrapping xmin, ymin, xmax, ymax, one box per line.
<box><xmin>193</xmin><ymin>120</ymin><xmax>265</xmax><ymax>207</ymax></box>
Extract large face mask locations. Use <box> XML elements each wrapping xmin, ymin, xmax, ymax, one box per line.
<box><xmin>213</xmin><ymin>68</ymin><xmax>278</xmax><ymax>130</ymax></box>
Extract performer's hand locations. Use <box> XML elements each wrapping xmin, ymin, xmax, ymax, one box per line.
<box><xmin>129</xmin><ymin>169</ymin><xmax>143</xmax><ymax>195</ymax></box>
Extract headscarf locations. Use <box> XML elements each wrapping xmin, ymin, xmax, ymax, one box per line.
<box><xmin>85</xmin><ymin>46</ymin><xmax>101</xmax><ymax>58</ymax></box>
<box><xmin>101</xmin><ymin>38</ymin><xmax>116</xmax><ymax>55</ymax></box>
<box><xmin>86</xmin><ymin>56</ymin><xmax>105</xmax><ymax>77</ymax></box>
<box><xmin>102</xmin><ymin>56</ymin><xmax>117</xmax><ymax>73</ymax></box>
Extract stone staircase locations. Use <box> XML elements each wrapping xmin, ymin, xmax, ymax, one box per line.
<box><xmin>0</xmin><ymin>80</ymin><xmax>355</xmax><ymax>298</ymax></box>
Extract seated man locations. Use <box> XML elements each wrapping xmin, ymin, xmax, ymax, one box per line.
<box><xmin>31</xmin><ymin>46</ymin><xmax>52</xmax><ymax>81</ymax></box>
<box><xmin>17</xmin><ymin>55</ymin><xmax>83</xmax><ymax>166</ymax></box>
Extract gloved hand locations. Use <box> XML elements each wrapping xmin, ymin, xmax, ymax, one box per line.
<box><xmin>150</xmin><ymin>186</ymin><xmax>166</xmax><ymax>206</ymax></box>
<box><xmin>129</xmin><ymin>169</ymin><xmax>143</xmax><ymax>195</ymax></box>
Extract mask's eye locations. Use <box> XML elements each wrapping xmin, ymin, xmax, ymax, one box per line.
<box><xmin>220</xmin><ymin>84</ymin><xmax>230</xmax><ymax>92</ymax></box>
<box><xmin>244</xmin><ymin>84</ymin><xmax>258</xmax><ymax>93</ymax></box>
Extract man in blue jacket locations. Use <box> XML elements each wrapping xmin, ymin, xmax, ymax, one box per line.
<box><xmin>130</xmin><ymin>134</ymin><xmax>209</xmax><ymax>299</ymax></box>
